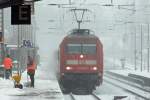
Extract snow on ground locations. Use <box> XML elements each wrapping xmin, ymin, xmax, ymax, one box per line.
<box><xmin>108</xmin><ymin>70</ymin><xmax>130</xmax><ymax>76</ymax></box>
<box><xmin>106</xmin><ymin>57</ymin><xmax>150</xmax><ymax>78</ymax></box>
<box><xmin>73</xmin><ymin>95</ymin><xmax>95</xmax><ymax>100</ymax></box>
<box><xmin>105</xmin><ymin>70</ymin><xmax>150</xmax><ymax>100</ymax></box>
<box><xmin>95</xmin><ymin>80</ymin><xmax>134</xmax><ymax>97</ymax></box>
<box><xmin>96</xmin><ymin>95</ymin><xmax>135</xmax><ymax>100</ymax></box>
<box><xmin>104</xmin><ymin>75</ymin><xmax>150</xmax><ymax>99</ymax></box>
<box><xmin>109</xmin><ymin>69</ymin><xmax>150</xmax><ymax>79</ymax></box>
<box><xmin>72</xmin><ymin>94</ymin><xmax>134</xmax><ymax>100</ymax></box>
<box><xmin>0</xmin><ymin>64</ymin><xmax>64</xmax><ymax>100</ymax></box>
<box><xmin>131</xmin><ymin>71</ymin><xmax>150</xmax><ymax>78</ymax></box>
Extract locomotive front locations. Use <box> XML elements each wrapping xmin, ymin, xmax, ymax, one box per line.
<box><xmin>59</xmin><ymin>29</ymin><xmax>103</xmax><ymax>93</ymax></box>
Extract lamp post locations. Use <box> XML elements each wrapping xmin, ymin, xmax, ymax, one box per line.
<box><xmin>1</xmin><ymin>9</ymin><xmax>5</xmax><ymax>64</ymax></box>
<box><xmin>148</xmin><ymin>24</ymin><xmax>149</xmax><ymax>72</ymax></box>
<box><xmin>134</xmin><ymin>24</ymin><xmax>137</xmax><ymax>70</ymax></box>
<box><xmin>120</xmin><ymin>58</ymin><xmax>126</xmax><ymax>69</ymax></box>
<box><xmin>140</xmin><ymin>25</ymin><xmax>143</xmax><ymax>72</ymax></box>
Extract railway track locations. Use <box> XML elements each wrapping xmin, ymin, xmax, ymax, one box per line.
<box><xmin>68</xmin><ymin>93</ymin><xmax>101</xmax><ymax>100</ymax></box>
<box><xmin>105</xmin><ymin>72</ymin><xmax>150</xmax><ymax>93</ymax></box>
<box><xmin>104</xmin><ymin>74</ymin><xmax>150</xmax><ymax>100</ymax></box>
<box><xmin>65</xmin><ymin>93</ymin><xmax>129</xmax><ymax>100</ymax></box>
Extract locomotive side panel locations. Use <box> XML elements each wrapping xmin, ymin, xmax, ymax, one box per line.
<box><xmin>96</xmin><ymin>39</ymin><xmax>103</xmax><ymax>85</ymax></box>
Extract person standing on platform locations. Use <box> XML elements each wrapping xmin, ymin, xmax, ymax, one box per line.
<box><xmin>3</xmin><ymin>54</ymin><xmax>13</xmax><ymax>79</ymax></box>
<box><xmin>27</xmin><ymin>56</ymin><xmax>36</xmax><ymax>87</ymax></box>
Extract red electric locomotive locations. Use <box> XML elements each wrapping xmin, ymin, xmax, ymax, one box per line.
<box><xmin>59</xmin><ymin>29</ymin><xmax>103</xmax><ymax>94</ymax></box>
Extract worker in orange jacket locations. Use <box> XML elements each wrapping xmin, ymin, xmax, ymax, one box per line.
<box><xmin>27</xmin><ymin>56</ymin><xmax>36</xmax><ymax>87</ymax></box>
<box><xmin>3</xmin><ymin>54</ymin><xmax>13</xmax><ymax>79</ymax></box>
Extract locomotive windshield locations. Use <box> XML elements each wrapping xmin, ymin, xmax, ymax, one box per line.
<box><xmin>66</xmin><ymin>43</ymin><xmax>96</xmax><ymax>54</ymax></box>
<box><xmin>67</xmin><ymin>44</ymin><xmax>82</xmax><ymax>54</ymax></box>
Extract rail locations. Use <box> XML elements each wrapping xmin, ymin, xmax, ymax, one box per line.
<box><xmin>104</xmin><ymin>74</ymin><xmax>150</xmax><ymax>100</ymax></box>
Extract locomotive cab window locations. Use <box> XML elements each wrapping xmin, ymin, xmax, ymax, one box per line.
<box><xmin>82</xmin><ymin>44</ymin><xmax>96</xmax><ymax>54</ymax></box>
<box><xmin>66</xmin><ymin>44</ymin><xmax>82</xmax><ymax>54</ymax></box>
<box><xmin>66</xmin><ymin>43</ymin><xmax>96</xmax><ymax>54</ymax></box>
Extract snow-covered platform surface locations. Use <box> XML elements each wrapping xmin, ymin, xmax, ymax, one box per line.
<box><xmin>0</xmin><ymin>79</ymin><xmax>63</xmax><ymax>100</ymax></box>
<box><xmin>0</xmin><ymin>70</ymin><xmax>64</xmax><ymax>100</ymax></box>
<box><xmin>108</xmin><ymin>69</ymin><xmax>150</xmax><ymax>78</ymax></box>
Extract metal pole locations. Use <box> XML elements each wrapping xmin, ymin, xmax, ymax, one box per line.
<box><xmin>17</xmin><ymin>25</ymin><xmax>21</xmax><ymax>75</ymax></box>
<box><xmin>134</xmin><ymin>25</ymin><xmax>137</xmax><ymax>70</ymax></box>
<box><xmin>148</xmin><ymin>24</ymin><xmax>150</xmax><ymax>72</ymax></box>
<box><xmin>141</xmin><ymin>25</ymin><xmax>143</xmax><ymax>72</ymax></box>
<box><xmin>1</xmin><ymin>9</ymin><xmax>6</xmax><ymax>79</ymax></box>
<box><xmin>69</xmin><ymin>0</ymin><xmax>71</xmax><ymax>5</ymax></box>
<box><xmin>111</xmin><ymin>0</ymin><xmax>113</xmax><ymax>4</ymax></box>
<box><xmin>1</xmin><ymin>9</ymin><xmax>5</xmax><ymax>60</ymax></box>
<box><xmin>78</xmin><ymin>21</ymin><xmax>81</xmax><ymax>29</ymax></box>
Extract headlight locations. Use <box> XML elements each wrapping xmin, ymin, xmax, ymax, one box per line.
<box><xmin>66</xmin><ymin>66</ymin><xmax>72</xmax><ymax>70</ymax></box>
<box><xmin>80</xmin><ymin>54</ymin><xmax>84</xmax><ymax>58</ymax></box>
<box><xmin>92</xmin><ymin>66</ymin><xmax>97</xmax><ymax>70</ymax></box>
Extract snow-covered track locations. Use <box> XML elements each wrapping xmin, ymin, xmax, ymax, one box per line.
<box><xmin>104</xmin><ymin>74</ymin><xmax>150</xmax><ymax>100</ymax></box>
<box><xmin>105</xmin><ymin>71</ymin><xmax>150</xmax><ymax>92</ymax></box>
<box><xmin>92</xmin><ymin>93</ymin><xmax>101</xmax><ymax>100</ymax></box>
<box><xmin>69</xmin><ymin>93</ymin><xmax>101</xmax><ymax>100</ymax></box>
<box><xmin>70</xmin><ymin>94</ymin><xmax>76</xmax><ymax>100</ymax></box>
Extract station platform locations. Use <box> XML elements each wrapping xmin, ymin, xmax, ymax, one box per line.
<box><xmin>0</xmin><ymin>66</ymin><xmax>64</xmax><ymax>100</ymax></box>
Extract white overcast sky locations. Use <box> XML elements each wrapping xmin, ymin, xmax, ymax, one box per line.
<box><xmin>34</xmin><ymin>0</ymin><xmax>148</xmax><ymax>34</ymax></box>
<box><xmin>34</xmin><ymin>0</ymin><xmax>150</xmax><ymax>66</ymax></box>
